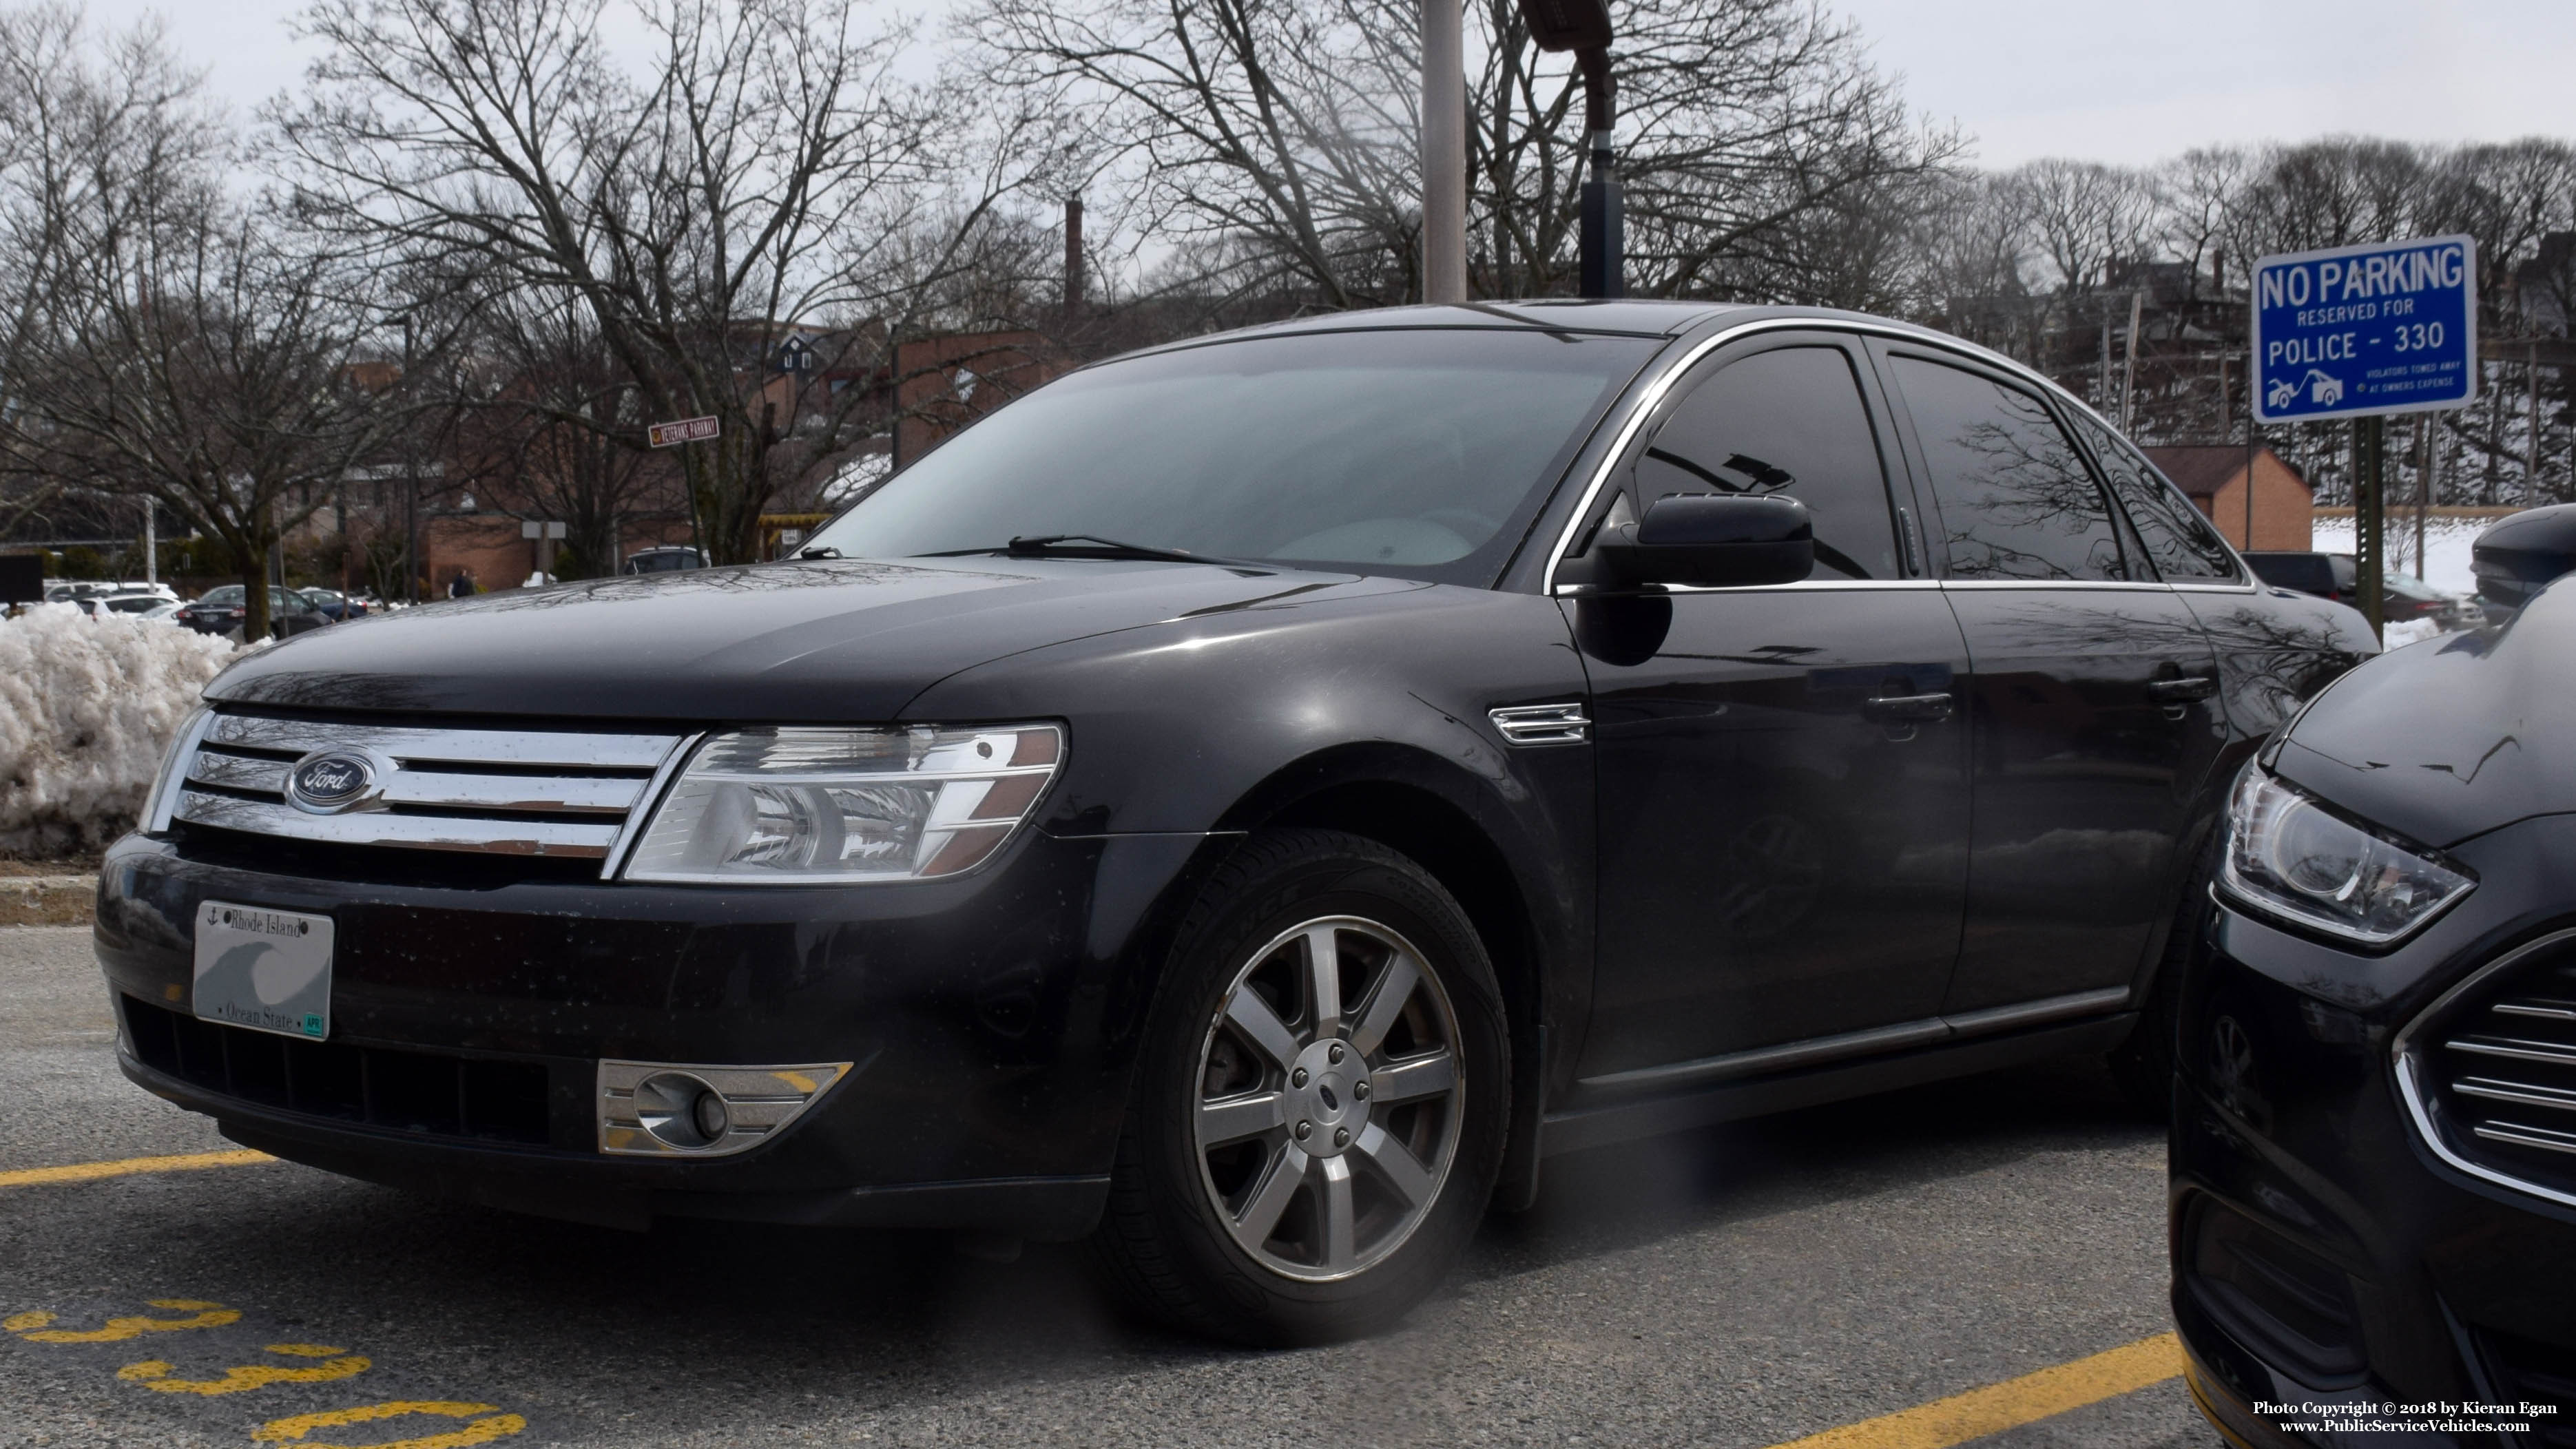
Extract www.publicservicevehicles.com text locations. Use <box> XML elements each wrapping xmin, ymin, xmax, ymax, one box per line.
<box><xmin>2258</xmin><ymin>1401</ymin><xmax>2555</xmax><ymax>1435</ymax></box>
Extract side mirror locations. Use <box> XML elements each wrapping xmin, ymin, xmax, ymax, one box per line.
<box><xmin>1595</xmin><ymin>494</ymin><xmax>1814</xmax><ymax>587</ymax></box>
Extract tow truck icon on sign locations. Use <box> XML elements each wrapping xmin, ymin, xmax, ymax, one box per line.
<box><xmin>2268</xmin><ymin>368</ymin><xmax>2344</xmax><ymax>411</ymax></box>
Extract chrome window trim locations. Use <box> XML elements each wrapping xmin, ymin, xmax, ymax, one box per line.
<box><xmin>2391</xmin><ymin>926</ymin><xmax>2576</xmax><ymax>1214</ymax></box>
<box><xmin>1937</xmin><ymin>579</ymin><xmax>2177</xmax><ymax>593</ymax></box>
<box><xmin>1552</xmin><ymin>577</ymin><xmax>1940</xmax><ymax>598</ymax></box>
<box><xmin>1538</xmin><ymin>315</ymin><xmax>2261</xmax><ymax>593</ymax></box>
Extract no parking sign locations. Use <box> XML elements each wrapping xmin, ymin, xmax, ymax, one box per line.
<box><xmin>2251</xmin><ymin>235</ymin><xmax>2478</xmax><ymax>424</ymax></box>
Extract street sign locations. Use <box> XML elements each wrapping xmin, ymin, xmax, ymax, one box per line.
<box><xmin>2252</xmin><ymin>235</ymin><xmax>2478</xmax><ymax>424</ymax></box>
<box><xmin>648</xmin><ymin>415</ymin><xmax>720</xmax><ymax>448</ymax></box>
<box><xmin>519</xmin><ymin>520</ymin><xmax>566</xmax><ymax>540</ymax></box>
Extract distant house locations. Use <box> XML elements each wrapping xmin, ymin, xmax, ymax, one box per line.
<box><xmin>2142</xmin><ymin>444</ymin><xmax>2314</xmax><ymax>551</ymax></box>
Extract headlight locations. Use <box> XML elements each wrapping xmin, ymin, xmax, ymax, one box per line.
<box><xmin>2220</xmin><ymin>764</ymin><xmax>2473</xmax><ymax>946</ymax></box>
<box><xmin>623</xmin><ymin>724</ymin><xmax>1062</xmax><ymax>884</ymax></box>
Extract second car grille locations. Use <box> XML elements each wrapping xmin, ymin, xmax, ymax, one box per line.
<box><xmin>2398</xmin><ymin>928</ymin><xmax>2576</xmax><ymax>1209</ymax></box>
<box><xmin>172</xmin><ymin>710</ymin><xmax>688</xmax><ymax>873</ymax></box>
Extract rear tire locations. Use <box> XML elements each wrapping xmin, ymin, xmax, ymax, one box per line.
<box><xmin>1089</xmin><ymin>828</ymin><xmax>1508</xmax><ymax>1345</ymax></box>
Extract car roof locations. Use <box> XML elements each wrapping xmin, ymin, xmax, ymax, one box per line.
<box><xmin>1109</xmin><ymin>301</ymin><xmax>2028</xmax><ymax>366</ymax></box>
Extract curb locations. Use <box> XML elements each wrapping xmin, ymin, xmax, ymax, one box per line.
<box><xmin>0</xmin><ymin>875</ymin><xmax>96</xmax><ymax>927</ymax></box>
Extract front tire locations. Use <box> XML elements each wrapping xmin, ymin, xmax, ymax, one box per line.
<box><xmin>1090</xmin><ymin>828</ymin><xmax>1508</xmax><ymax>1345</ymax></box>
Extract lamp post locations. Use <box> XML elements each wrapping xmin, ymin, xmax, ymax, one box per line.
<box><xmin>1517</xmin><ymin>0</ymin><xmax>1619</xmax><ymax>298</ymax></box>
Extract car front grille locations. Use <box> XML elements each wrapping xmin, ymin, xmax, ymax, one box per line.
<box><xmin>121</xmin><ymin>996</ymin><xmax>562</xmax><ymax>1148</ymax></box>
<box><xmin>2398</xmin><ymin>928</ymin><xmax>2576</xmax><ymax>1209</ymax></box>
<box><xmin>171</xmin><ymin>710</ymin><xmax>689</xmax><ymax>874</ymax></box>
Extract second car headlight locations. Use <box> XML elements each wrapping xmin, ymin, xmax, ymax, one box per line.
<box><xmin>2220</xmin><ymin>763</ymin><xmax>2473</xmax><ymax>946</ymax></box>
<box><xmin>623</xmin><ymin>724</ymin><xmax>1062</xmax><ymax>883</ymax></box>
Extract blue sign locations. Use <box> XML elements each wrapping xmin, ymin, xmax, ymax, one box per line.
<box><xmin>2251</xmin><ymin>234</ymin><xmax>2478</xmax><ymax>424</ymax></box>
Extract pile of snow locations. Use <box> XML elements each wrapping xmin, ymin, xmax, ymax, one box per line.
<box><xmin>0</xmin><ymin>605</ymin><xmax>239</xmax><ymax>855</ymax></box>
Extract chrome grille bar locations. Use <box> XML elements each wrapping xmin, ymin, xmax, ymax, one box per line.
<box><xmin>206</xmin><ymin>713</ymin><xmax>676</xmax><ymax>769</ymax></box>
<box><xmin>173</xmin><ymin>712</ymin><xmax>685</xmax><ymax>866</ymax></box>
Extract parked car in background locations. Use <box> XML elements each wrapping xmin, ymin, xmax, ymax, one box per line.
<box><xmin>623</xmin><ymin>545</ymin><xmax>705</xmax><ymax>574</ymax></box>
<box><xmin>2244</xmin><ymin>552</ymin><xmax>2471</xmax><ymax>631</ymax></box>
<box><xmin>2242</xmin><ymin>550</ymin><xmax>2356</xmax><ymax>605</ymax></box>
<box><xmin>2469</xmin><ymin>502</ymin><xmax>2576</xmax><ymax>623</ymax></box>
<box><xmin>175</xmin><ymin>585</ymin><xmax>334</xmax><ymax>638</ymax></box>
<box><xmin>298</xmin><ymin>587</ymin><xmax>371</xmax><ymax>622</ymax></box>
<box><xmin>101</xmin><ymin>302</ymin><xmax>2374</xmax><ymax>1346</ymax></box>
<box><xmin>2174</xmin><ymin>569</ymin><xmax>2576</xmax><ymax>1435</ymax></box>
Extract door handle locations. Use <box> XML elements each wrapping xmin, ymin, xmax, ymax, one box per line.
<box><xmin>1861</xmin><ymin>691</ymin><xmax>1955</xmax><ymax>724</ymax></box>
<box><xmin>2145</xmin><ymin>675</ymin><xmax>2218</xmax><ymax>703</ymax></box>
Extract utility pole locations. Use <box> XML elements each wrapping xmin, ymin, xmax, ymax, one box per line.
<box><xmin>2529</xmin><ymin>342</ymin><xmax>2542</xmax><ymax>508</ymax></box>
<box><xmin>2119</xmin><ymin>289</ymin><xmax>2144</xmax><ymax>432</ymax></box>
<box><xmin>1420</xmin><ymin>0</ymin><xmax>1466</xmax><ymax>304</ymax></box>
<box><xmin>1063</xmin><ymin>196</ymin><xmax>1084</xmax><ymax>322</ymax></box>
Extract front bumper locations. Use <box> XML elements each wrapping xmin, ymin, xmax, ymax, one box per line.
<box><xmin>2171</xmin><ymin>817</ymin><xmax>2576</xmax><ymax>1444</ymax></box>
<box><xmin>94</xmin><ymin>824</ymin><xmax>1218</xmax><ymax>1237</ymax></box>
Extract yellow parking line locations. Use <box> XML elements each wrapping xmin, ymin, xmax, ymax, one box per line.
<box><xmin>0</xmin><ymin>1149</ymin><xmax>275</xmax><ymax>1189</ymax></box>
<box><xmin>1769</xmin><ymin>1332</ymin><xmax>2185</xmax><ymax>1449</ymax></box>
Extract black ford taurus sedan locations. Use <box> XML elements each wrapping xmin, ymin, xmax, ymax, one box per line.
<box><xmin>2174</xmin><ymin>574</ymin><xmax>2576</xmax><ymax>1433</ymax></box>
<box><xmin>96</xmin><ymin>302</ymin><xmax>2370</xmax><ymax>1344</ymax></box>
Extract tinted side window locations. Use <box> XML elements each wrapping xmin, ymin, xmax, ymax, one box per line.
<box><xmin>1891</xmin><ymin>356</ymin><xmax>2126</xmax><ymax>582</ymax></box>
<box><xmin>2066</xmin><ymin>412</ymin><xmax>2239</xmax><ymax>580</ymax></box>
<box><xmin>1636</xmin><ymin>345</ymin><xmax>1899</xmax><ymax>580</ymax></box>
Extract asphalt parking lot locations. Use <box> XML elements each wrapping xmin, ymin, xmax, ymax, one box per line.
<box><xmin>1</xmin><ymin>924</ymin><xmax>2215</xmax><ymax>1449</ymax></box>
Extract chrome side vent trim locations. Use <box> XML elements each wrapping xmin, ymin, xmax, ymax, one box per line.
<box><xmin>1488</xmin><ymin>702</ymin><xmax>1591</xmax><ymax>746</ymax></box>
<box><xmin>2394</xmin><ymin>928</ymin><xmax>2576</xmax><ymax>1213</ymax></box>
<box><xmin>172</xmin><ymin>711</ymin><xmax>687</xmax><ymax>871</ymax></box>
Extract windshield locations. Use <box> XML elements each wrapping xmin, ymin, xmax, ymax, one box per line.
<box><xmin>806</xmin><ymin>329</ymin><xmax>1659</xmax><ymax>583</ymax></box>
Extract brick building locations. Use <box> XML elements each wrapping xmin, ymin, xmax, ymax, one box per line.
<box><xmin>2143</xmin><ymin>444</ymin><xmax>2314</xmax><ymax>551</ymax></box>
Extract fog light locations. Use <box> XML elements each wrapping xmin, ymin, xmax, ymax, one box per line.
<box><xmin>691</xmin><ymin>1088</ymin><xmax>730</xmax><ymax>1140</ymax></box>
<box><xmin>597</xmin><ymin>1059</ymin><xmax>852</xmax><ymax>1157</ymax></box>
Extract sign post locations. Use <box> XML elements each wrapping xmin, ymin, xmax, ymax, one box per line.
<box><xmin>647</xmin><ymin>415</ymin><xmax>720</xmax><ymax>565</ymax></box>
<box><xmin>520</xmin><ymin>519</ymin><xmax>566</xmax><ymax>583</ymax></box>
<box><xmin>2252</xmin><ymin>235</ymin><xmax>2478</xmax><ymax>641</ymax></box>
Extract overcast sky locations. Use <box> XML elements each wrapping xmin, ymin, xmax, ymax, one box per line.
<box><xmin>85</xmin><ymin>0</ymin><xmax>2576</xmax><ymax>171</ymax></box>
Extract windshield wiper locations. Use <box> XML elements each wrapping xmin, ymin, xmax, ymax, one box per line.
<box><xmin>917</xmin><ymin>534</ymin><xmax>1262</xmax><ymax>568</ymax></box>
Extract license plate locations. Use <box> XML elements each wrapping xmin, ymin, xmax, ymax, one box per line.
<box><xmin>193</xmin><ymin>901</ymin><xmax>334</xmax><ymax>1041</ymax></box>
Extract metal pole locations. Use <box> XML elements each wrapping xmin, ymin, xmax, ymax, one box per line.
<box><xmin>2356</xmin><ymin>415</ymin><xmax>2385</xmax><ymax>643</ymax></box>
<box><xmin>2416</xmin><ymin>417</ymin><xmax>2432</xmax><ymax>578</ymax></box>
<box><xmin>143</xmin><ymin>496</ymin><xmax>155</xmax><ymax>587</ymax></box>
<box><xmin>1575</xmin><ymin>48</ymin><xmax>1621</xmax><ymax>300</ymax></box>
<box><xmin>1420</xmin><ymin>0</ymin><xmax>1466</xmax><ymax>305</ymax></box>
<box><xmin>2528</xmin><ymin>343</ymin><xmax>2542</xmax><ymax>508</ymax></box>
<box><xmin>2120</xmin><ymin>289</ymin><xmax>2143</xmax><ymax>432</ymax></box>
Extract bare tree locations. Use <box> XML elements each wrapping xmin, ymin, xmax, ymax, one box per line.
<box><xmin>968</xmin><ymin>0</ymin><xmax>1955</xmax><ymax>310</ymax></box>
<box><xmin>274</xmin><ymin>0</ymin><xmax>1062</xmax><ymax>564</ymax></box>
<box><xmin>0</xmin><ymin>6</ymin><xmax>219</xmax><ymax>543</ymax></box>
<box><xmin>23</xmin><ymin>199</ymin><xmax>423</xmax><ymax>639</ymax></box>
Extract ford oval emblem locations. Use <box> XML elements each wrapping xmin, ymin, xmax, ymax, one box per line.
<box><xmin>284</xmin><ymin>749</ymin><xmax>384</xmax><ymax>815</ymax></box>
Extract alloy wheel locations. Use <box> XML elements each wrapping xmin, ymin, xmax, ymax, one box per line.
<box><xmin>1192</xmin><ymin>915</ymin><xmax>1465</xmax><ymax>1282</ymax></box>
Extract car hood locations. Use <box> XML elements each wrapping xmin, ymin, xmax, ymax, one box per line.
<box><xmin>2273</xmin><ymin>578</ymin><xmax>2576</xmax><ymax>848</ymax></box>
<box><xmin>207</xmin><ymin>556</ymin><xmax>1389</xmax><ymax>721</ymax></box>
